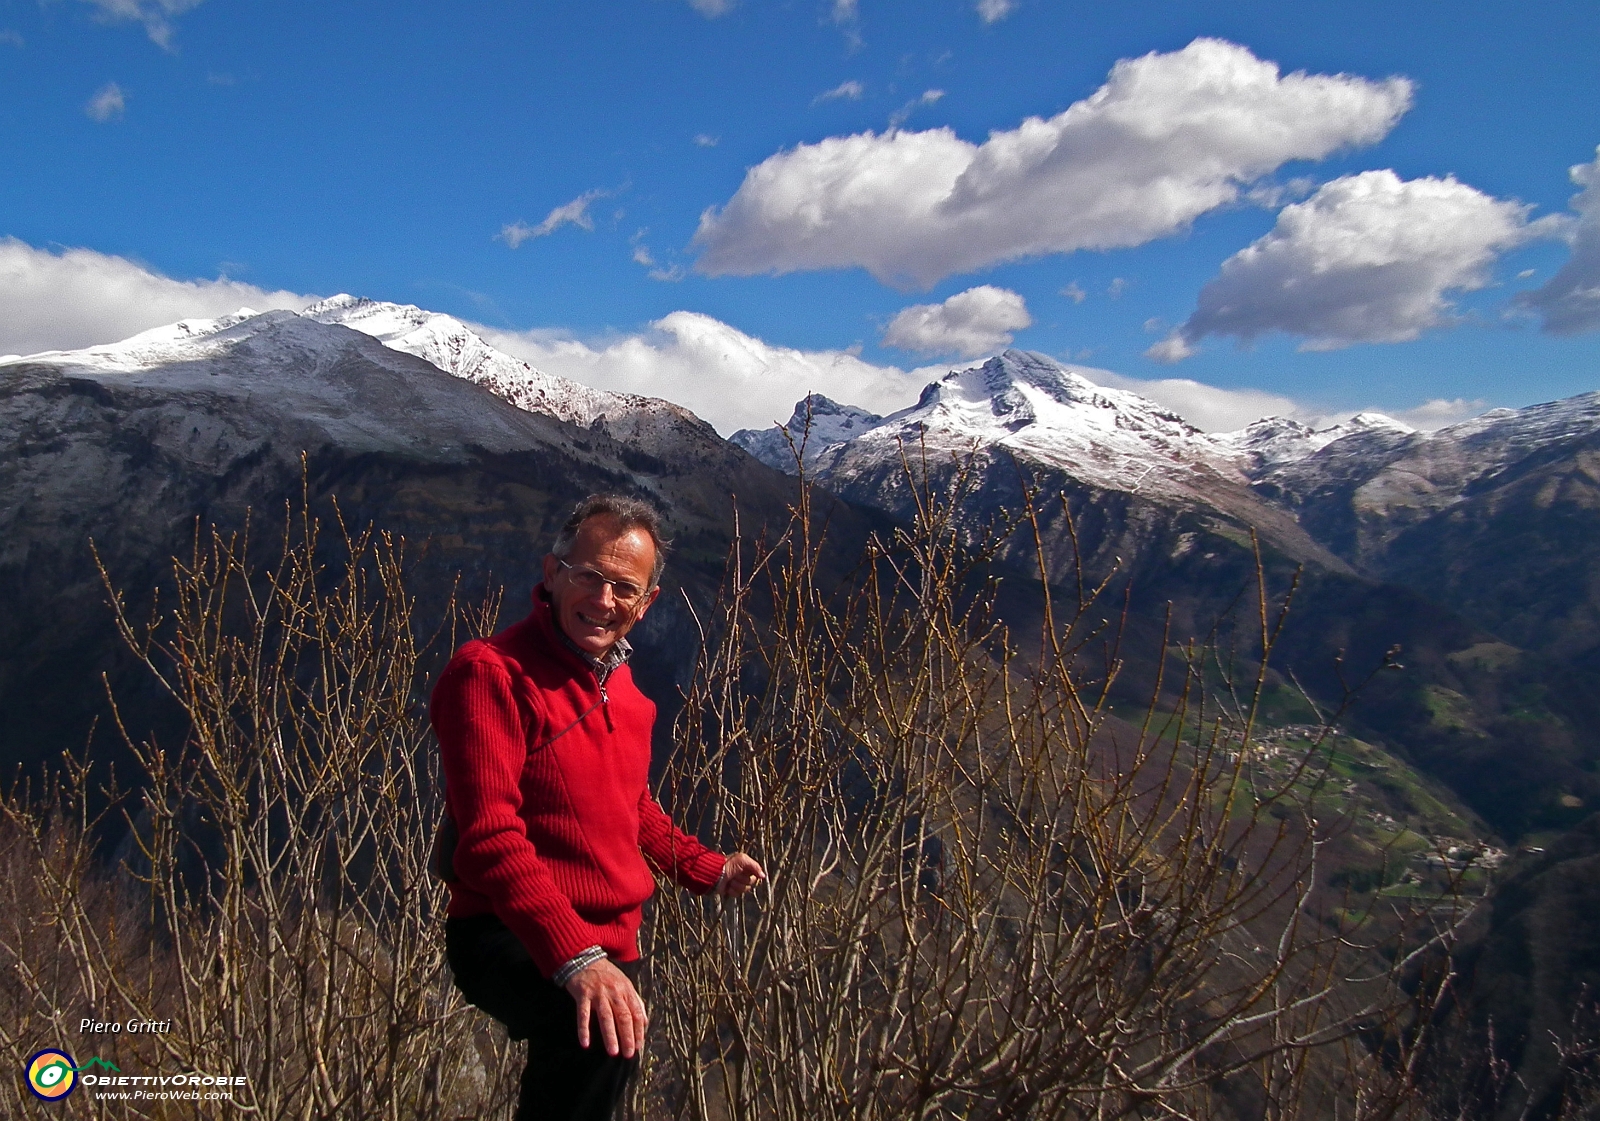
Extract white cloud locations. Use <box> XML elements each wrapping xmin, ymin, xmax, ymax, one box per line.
<box><xmin>85</xmin><ymin>82</ymin><xmax>126</xmax><ymax>122</ymax></box>
<box><xmin>693</xmin><ymin>133</ymin><xmax>720</xmax><ymax>147</ymax></box>
<box><xmin>474</xmin><ymin>313</ymin><xmax>940</xmax><ymax>435</ymax></box>
<box><xmin>1094</xmin><ymin>370</ymin><xmax>1311</xmax><ymax>432</ymax></box>
<box><xmin>0</xmin><ymin>29</ymin><xmax>24</xmax><ymax>47</ymax></box>
<box><xmin>0</xmin><ymin>238</ymin><xmax>313</xmax><ymax>357</ymax></box>
<box><xmin>1389</xmin><ymin>397</ymin><xmax>1488</xmax><ymax>431</ymax></box>
<box><xmin>687</xmin><ymin>0</ymin><xmax>735</xmax><ymax>16</ymax></box>
<box><xmin>1520</xmin><ymin>146</ymin><xmax>1600</xmax><ymax>335</ymax></box>
<box><xmin>888</xmin><ymin>88</ymin><xmax>944</xmax><ymax>129</ymax></box>
<box><xmin>1060</xmin><ymin>281</ymin><xmax>1086</xmax><ymax>304</ymax></box>
<box><xmin>467</xmin><ymin>301</ymin><xmax>1483</xmax><ymax>438</ymax></box>
<box><xmin>1091</xmin><ymin>369</ymin><xmax>1486</xmax><ymax>434</ymax></box>
<box><xmin>0</xmin><ymin>235</ymin><xmax>1487</xmax><ymax>443</ymax></box>
<box><xmin>498</xmin><ymin>189</ymin><xmax>609</xmax><ymax>247</ymax></box>
<box><xmin>78</xmin><ymin>0</ymin><xmax>207</xmax><ymax>51</ymax></box>
<box><xmin>976</xmin><ymin>0</ymin><xmax>1016</xmax><ymax>23</ymax></box>
<box><xmin>630</xmin><ymin>231</ymin><xmax>685</xmax><ymax>280</ymax></box>
<box><xmin>882</xmin><ymin>285</ymin><xmax>1031</xmax><ymax>358</ymax></box>
<box><xmin>1148</xmin><ymin>170</ymin><xmax>1547</xmax><ymax>361</ymax></box>
<box><xmin>813</xmin><ymin>79</ymin><xmax>865</xmax><ymax>104</ymax></box>
<box><xmin>829</xmin><ymin>0</ymin><xmax>862</xmax><ymax>51</ymax></box>
<box><xmin>498</xmin><ymin>222</ymin><xmax>538</xmax><ymax>248</ymax></box>
<box><xmin>1244</xmin><ymin>177</ymin><xmax>1315</xmax><ymax>209</ymax></box>
<box><xmin>1143</xmin><ymin>334</ymin><xmax>1193</xmax><ymax>363</ymax></box>
<box><xmin>693</xmin><ymin>38</ymin><xmax>1413</xmax><ymax>287</ymax></box>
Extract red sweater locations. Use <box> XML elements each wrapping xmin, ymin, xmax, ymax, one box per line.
<box><xmin>430</xmin><ymin>587</ymin><xmax>726</xmax><ymax>976</ymax></box>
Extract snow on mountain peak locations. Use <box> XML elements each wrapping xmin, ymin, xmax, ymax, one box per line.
<box><xmin>300</xmin><ymin>295</ymin><xmax>679</xmax><ymax>429</ymax></box>
<box><xmin>1342</xmin><ymin>411</ymin><xmax>1415</xmax><ymax>434</ymax></box>
<box><xmin>3</xmin><ymin>294</ymin><xmax>708</xmax><ymax>442</ymax></box>
<box><xmin>794</xmin><ymin>349</ymin><xmax>1257</xmax><ymax>500</ymax></box>
<box><xmin>845</xmin><ymin>349</ymin><xmax>1193</xmax><ymax>452</ymax></box>
<box><xmin>741</xmin><ymin>349</ymin><xmax>1471</xmax><ymax>512</ymax></box>
<box><xmin>0</xmin><ymin>308</ymin><xmax>325</xmax><ymax>374</ymax></box>
<box><xmin>1211</xmin><ymin>410</ymin><xmax>1422</xmax><ymax>474</ymax></box>
<box><xmin>730</xmin><ymin>393</ymin><xmax>884</xmax><ymax>470</ymax></box>
<box><xmin>301</xmin><ymin>294</ymin><xmax>435</xmax><ymax>338</ymax></box>
<box><xmin>934</xmin><ymin>350</ymin><xmax>1201</xmax><ymax>441</ymax></box>
<box><xmin>1213</xmin><ymin>416</ymin><xmax>1333</xmax><ymax>470</ymax></box>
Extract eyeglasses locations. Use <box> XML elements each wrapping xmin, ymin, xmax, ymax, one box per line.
<box><xmin>557</xmin><ymin>559</ymin><xmax>650</xmax><ymax>606</ymax></box>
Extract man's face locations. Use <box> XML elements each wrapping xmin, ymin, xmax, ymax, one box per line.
<box><xmin>542</xmin><ymin>515</ymin><xmax>661</xmax><ymax>657</ymax></box>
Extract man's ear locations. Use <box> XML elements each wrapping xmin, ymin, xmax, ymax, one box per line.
<box><xmin>542</xmin><ymin>553</ymin><xmax>559</xmax><ymax>585</ymax></box>
<box><xmin>634</xmin><ymin>583</ymin><xmax>662</xmax><ymax>621</ymax></box>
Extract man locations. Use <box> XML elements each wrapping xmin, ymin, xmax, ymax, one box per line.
<box><xmin>432</xmin><ymin>494</ymin><xmax>764</xmax><ymax>1121</ymax></box>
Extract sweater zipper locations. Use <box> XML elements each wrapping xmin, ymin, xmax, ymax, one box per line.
<box><xmin>532</xmin><ymin>661</ymin><xmax>614</xmax><ymax>752</ymax></box>
<box><xmin>595</xmin><ymin>666</ymin><xmax>613</xmax><ymax>731</ymax></box>
<box><xmin>544</xmin><ymin>664</ymin><xmax>612</xmax><ymax>744</ymax></box>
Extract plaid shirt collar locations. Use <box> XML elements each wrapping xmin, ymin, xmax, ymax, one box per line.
<box><xmin>558</xmin><ymin>632</ymin><xmax>633</xmax><ymax>681</ymax></box>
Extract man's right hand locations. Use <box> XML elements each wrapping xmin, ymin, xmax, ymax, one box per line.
<box><xmin>564</xmin><ymin>957</ymin><xmax>647</xmax><ymax>1058</ymax></box>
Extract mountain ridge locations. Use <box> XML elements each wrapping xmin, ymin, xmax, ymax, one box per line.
<box><xmin>0</xmin><ymin>305</ymin><xmax>865</xmax><ymax>780</ymax></box>
<box><xmin>301</xmin><ymin>295</ymin><xmax>682</xmax><ymax>429</ymax></box>
<box><xmin>733</xmin><ymin>348</ymin><xmax>1600</xmax><ymax>842</ymax></box>
<box><xmin>9</xmin><ymin>311</ymin><xmax>1600</xmax><ymax>839</ymax></box>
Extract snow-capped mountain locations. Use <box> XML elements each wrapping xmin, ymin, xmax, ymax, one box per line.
<box><xmin>729</xmin><ymin>395</ymin><xmax>885</xmax><ymax>471</ymax></box>
<box><xmin>10</xmin><ymin>295</ymin><xmax>709</xmax><ymax>453</ymax></box>
<box><xmin>1247</xmin><ymin>388</ymin><xmax>1600</xmax><ymax>657</ymax></box>
<box><xmin>736</xmin><ymin>350</ymin><xmax>1348</xmax><ymax>573</ymax></box>
<box><xmin>735</xmin><ymin>351</ymin><xmax>1354</xmax><ymax>560</ymax></box>
<box><xmin>738</xmin><ymin>349</ymin><xmax>1600</xmax><ymax>577</ymax></box>
<box><xmin>10</xmin><ymin>308</ymin><xmax>268</xmax><ymax>371</ymax></box>
<box><xmin>1215</xmin><ymin>411</ymin><xmax>1415</xmax><ymax>474</ymax></box>
<box><xmin>0</xmin><ymin>305</ymin><xmax>837</xmax><ymax>778</ymax></box>
<box><xmin>740</xmin><ymin>351</ymin><xmax>1239</xmax><ymax>501</ymax></box>
<box><xmin>733</xmin><ymin>349</ymin><xmax>1425</xmax><ymax>496</ymax></box>
<box><xmin>741</xmin><ymin>347</ymin><xmax>1600</xmax><ymax>672</ymax></box>
<box><xmin>2</xmin><ymin>308</ymin><xmax>591</xmax><ymax>460</ymax></box>
<box><xmin>300</xmin><ymin>295</ymin><xmax>711</xmax><ymax>443</ymax></box>
<box><xmin>1247</xmin><ymin>389</ymin><xmax>1600</xmax><ymax>563</ymax></box>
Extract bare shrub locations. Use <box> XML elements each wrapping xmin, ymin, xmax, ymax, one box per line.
<box><xmin>641</xmin><ymin>458</ymin><xmax>1453</xmax><ymax>1121</ymax></box>
<box><xmin>0</xmin><ymin>456</ymin><xmax>1463</xmax><ymax>1120</ymax></box>
<box><xmin>1420</xmin><ymin>995</ymin><xmax>1600</xmax><ymax>1121</ymax></box>
<box><xmin>0</xmin><ymin>495</ymin><xmax>520</xmax><ymax>1119</ymax></box>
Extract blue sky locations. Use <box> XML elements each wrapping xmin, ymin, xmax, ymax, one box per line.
<box><xmin>3</xmin><ymin>0</ymin><xmax>1599</xmax><ymax>434</ymax></box>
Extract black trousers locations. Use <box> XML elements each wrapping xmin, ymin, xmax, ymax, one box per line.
<box><xmin>446</xmin><ymin>914</ymin><xmax>641</xmax><ymax>1121</ymax></box>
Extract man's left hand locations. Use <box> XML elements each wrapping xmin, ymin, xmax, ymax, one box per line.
<box><xmin>716</xmin><ymin>852</ymin><xmax>765</xmax><ymax>897</ymax></box>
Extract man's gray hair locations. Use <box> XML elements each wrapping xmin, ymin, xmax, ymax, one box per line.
<box><xmin>552</xmin><ymin>494</ymin><xmax>671</xmax><ymax>588</ymax></box>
